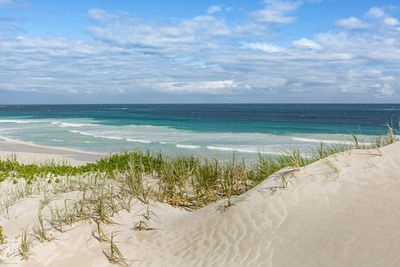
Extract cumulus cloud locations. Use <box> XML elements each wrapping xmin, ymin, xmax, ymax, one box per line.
<box><xmin>87</xmin><ymin>9</ymin><xmax>230</xmax><ymax>53</ymax></box>
<box><xmin>159</xmin><ymin>80</ymin><xmax>240</xmax><ymax>94</ymax></box>
<box><xmin>336</xmin><ymin>17</ymin><xmax>369</xmax><ymax>29</ymax></box>
<box><xmin>251</xmin><ymin>0</ymin><xmax>300</xmax><ymax>24</ymax></box>
<box><xmin>366</xmin><ymin>7</ymin><xmax>386</xmax><ymax>18</ymax></box>
<box><xmin>365</xmin><ymin>6</ymin><xmax>400</xmax><ymax>28</ymax></box>
<box><xmin>292</xmin><ymin>38</ymin><xmax>322</xmax><ymax>50</ymax></box>
<box><xmin>0</xmin><ymin>2</ymin><xmax>399</xmax><ymax>102</ymax></box>
<box><xmin>207</xmin><ymin>5</ymin><xmax>222</xmax><ymax>14</ymax></box>
<box><xmin>383</xmin><ymin>17</ymin><xmax>399</xmax><ymax>26</ymax></box>
<box><xmin>243</xmin><ymin>42</ymin><xmax>283</xmax><ymax>53</ymax></box>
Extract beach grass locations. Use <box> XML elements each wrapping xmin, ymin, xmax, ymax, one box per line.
<box><xmin>32</xmin><ymin>209</ymin><xmax>50</xmax><ymax>242</ymax></box>
<box><xmin>19</xmin><ymin>229</ymin><xmax>30</xmax><ymax>260</ymax></box>
<box><xmin>0</xmin><ymin>226</ymin><xmax>4</xmax><ymax>245</ymax></box>
<box><xmin>107</xmin><ymin>232</ymin><xmax>127</xmax><ymax>266</ymax></box>
<box><xmin>0</xmin><ymin>128</ymin><xmax>397</xmax><ymax>263</ymax></box>
<box><xmin>0</xmin><ymin>131</ymin><xmax>397</xmax><ymax>212</ymax></box>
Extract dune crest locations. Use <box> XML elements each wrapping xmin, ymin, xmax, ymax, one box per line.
<box><xmin>1</xmin><ymin>143</ymin><xmax>400</xmax><ymax>266</ymax></box>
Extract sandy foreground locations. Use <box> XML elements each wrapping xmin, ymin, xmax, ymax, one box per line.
<box><xmin>0</xmin><ymin>142</ymin><xmax>400</xmax><ymax>266</ymax></box>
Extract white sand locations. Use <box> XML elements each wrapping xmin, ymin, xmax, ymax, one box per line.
<box><xmin>0</xmin><ymin>141</ymin><xmax>102</xmax><ymax>166</ymax></box>
<box><xmin>1</xmin><ymin>143</ymin><xmax>400</xmax><ymax>266</ymax></box>
<box><xmin>0</xmin><ymin>151</ymin><xmax>88</xmax><ymax>166</ymax></box>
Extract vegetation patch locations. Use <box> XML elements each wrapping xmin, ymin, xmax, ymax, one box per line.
<box><xmin>0</xmin><ymin>128</ymin><xmax>396</xmax><ymax>264</ymax></box>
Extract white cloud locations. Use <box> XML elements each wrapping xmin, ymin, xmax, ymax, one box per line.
<box><xmin>374</xmin><ymin>83</ymin><xmax>394</xmax><ymax>97</ymax></box>
<box><xmin>338</xmin><ymin>69</ymin><xmax>395</xmax><ymax>96</ymax></box>
<box><xmin>292</xmin><ymin>38</ymin><xmax>322</xmax><ymax>50</ymax></box>
<box><xmin>207</xmin><ymin>5</ymin><xmax>222</xmax><ymax>14</ymax></box>
<box><xmin>159</xmin><ymin>80</ymin><xmax>239</xmax><ymax>94</ymax></box>
<box><xmin>88</xmin><ymin>9</ymin><xmax>112</xmax><ymax>21</ymax></box>
<box><xmin>243</xmin><ymin>42</ymin><xmax>283</xmax><ymax>53</ymax></box>
<box><xmin>366</xmin><ymin>7</ymin><xmax>386</xmax><ymax>18</ymax></box>
<box><xmin>336</xmin><ymin>17</ymin><xmax>369</xmax><ymax>29</ymax></box>
<box><xmin>251</xmin><ymin>0</ymin><xmax>300</xmax><ymax>24</ymax></box>
<box><xmin>87</xmin><ymin>9</ymin><xmax>230</xmax><ymax>51</ymax></box>
<box><xmin>1</xmin><ymin>2</ymin><xmax>400</xmax><ymax>102</ymax></box>
<box><xmin>384</xmin><ymin>17</ymin><xmax>399</xmax><ymax>26</ymax></box>
<box><xmin>365</xmin><ymin>7</ymin><xmax>399</xmax><ymax>27</ymax></box>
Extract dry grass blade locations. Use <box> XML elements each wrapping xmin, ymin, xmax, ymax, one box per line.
<box><xmin>32</xmin><ymin>209</ymin><xmax>50</xmax><ymax>242</ymax></box>
<box><xmin>102</xmin><ymin>232</ymin><xmax>128</xmax><ymax>266</ymax></box>
<box><xmin>19</xmin><ymin>228</ymin><xmax>30</xmax><ymax>260</ymax></box>
<box><xmin>133</xmin><ymin>220</ymin><xmax>154</xmax><ymax>231</ymax></box>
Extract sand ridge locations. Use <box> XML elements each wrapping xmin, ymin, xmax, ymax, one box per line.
<box><xmin>0</xmin><ymin>143</ymin><xmax>400</xmax><ymax>266</ymax></box>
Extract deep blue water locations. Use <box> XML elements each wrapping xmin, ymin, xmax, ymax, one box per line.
<box><xmin>1</xmin><ymin>104</ymin><xmax>400</xmax><ymax>134</ymax></box>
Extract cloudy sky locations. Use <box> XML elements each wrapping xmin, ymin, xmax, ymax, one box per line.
<box><xmin>0</xmin><ymin>0</ymin><xmax>399</xmax><ymax>104</ymax></box>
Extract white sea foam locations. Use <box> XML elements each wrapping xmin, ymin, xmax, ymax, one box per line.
<box><xmin>159</xmin><ymin>141</ymin><xmax>176</xmax><ymax>145</ymax></box>
<box><xmin>69</xmin><ymin>130</ymin><xmax>93</xmax><ymax>136</ymax></box>
<box><xmin>0</xmin><ymin>135</ymin><xmax>21</xmax><ymax>143</ymax></box>
<box><xmin>126</xmin><ymin>138</ymin><xmax>152</xmax><ymax>144</ymax></box>
<box><xmin>176</xmin><ymin>144</ymin><xmax>201</xmax><ymax>149</ymax></box>
<box><xmin>292</xmin><ymin>137</ymin><xmax>350</xmax><ymax>144</ymax></box>
<box><xmin>69</xmin><ymin>130</ymin><xmax>124</xmax><ymax>140</ymax></box>
<box><xmin>206</xmin><ymin>145</ymin><xmax>280</xmax><ymax>155</ymax></box>
<box><xmin>105</xmin><ymin>136</ymin><xmax>124</xmax><ymax>140</ymax></box>
<box><xmin>0</xmin><ymin>135</ymin><xmax>103</xmax><ymax>155</ymax></box>
<box><xmin>292</xmin><ymin>136</ymin><xmax>372</xmax><ymax>145</ymax></box>
<box><xmin>52</xmin><ymin>121</ymin><xmax>96</xmax><ymax>127</ymax></box>
<box><xmin>0</xmin><ymin>119</ymin><xmax>39</xmax><ymax>124</ymax></box>
<box><xmin>128</xmin><ymin>124</ymin><xmax>163</xmax><ymax>129</ymax></box>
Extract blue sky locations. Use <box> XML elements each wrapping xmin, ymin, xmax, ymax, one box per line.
<box><xmin>0</xmin><ymin>0</ymin><xmax>399</xmax><ymax>103</ymax></box>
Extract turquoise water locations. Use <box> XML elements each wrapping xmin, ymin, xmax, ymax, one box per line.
<box><xmin>0</xmin><ymin>104</ymin><xmax>399</xmax><ymax>160</ymax></box>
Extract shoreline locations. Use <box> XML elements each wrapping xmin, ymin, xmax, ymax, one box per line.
<box><xmin>0</xmin><ymin>141</ymin><xmax>105</xmax><ymax>165</ymax></box>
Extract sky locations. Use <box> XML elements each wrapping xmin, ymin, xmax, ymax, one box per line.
<box><xmin>0</xmin><ymin>0</ymin><xmax>399</xmax><ymax>104</ymax></box>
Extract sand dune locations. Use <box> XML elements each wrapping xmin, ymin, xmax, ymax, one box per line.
<box><xmin>1</xmin><ymin>143</ymin><xmax>400</xmax><ymax>266</ymax></box>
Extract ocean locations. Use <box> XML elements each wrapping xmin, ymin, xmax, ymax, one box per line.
<box><xmin>0</xmin><ymin>104</ymin><xmax>399</xmax><ymax>160</ymax></box>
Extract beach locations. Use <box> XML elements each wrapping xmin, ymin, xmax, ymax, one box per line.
<box><xmin>0</xmin><ymin>139</ymin><xmax>399</xmax><ymax>266</ymax></box>
<box><xmin>0</xmin><ymin>141</ymin><xmax>103</xmax><ymax>166</ymax></box>
<box><xmin>2</xmin><ymin>0</ymin><xmax>400</xmax><ymax>265</ymax></box>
